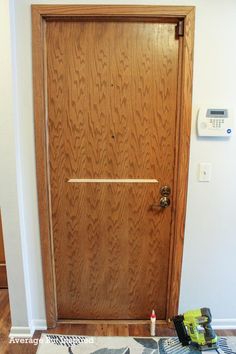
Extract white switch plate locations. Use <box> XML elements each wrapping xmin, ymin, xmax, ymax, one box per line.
<box><xmin>198</xmin><ymin>163</ymin><xmax>212</xmax><ymax>182</ymax></box>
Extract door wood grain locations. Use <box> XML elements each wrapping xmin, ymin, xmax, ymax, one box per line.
<box><xmin>32</xmin><ymin>5</ymin><xmax>195</xmax><ymax>326</ymax></box>
<box><xmin>46</xmin><ymin>20</ymin><xmax>178</xmax><ymax>320</ymax></box>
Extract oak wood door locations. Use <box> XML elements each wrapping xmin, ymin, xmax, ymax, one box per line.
<box><xmin>46</xmin><ymin>19</ymin><xmax>180</xmax><ymax>320</ymax></box>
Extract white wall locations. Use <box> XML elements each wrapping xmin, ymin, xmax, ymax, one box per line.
<box><xmin>179</xmin><ymin>1</ymin><xmax>236</xmax><ymax>326</ymax></box>
<box><xmin>1</xmin><ymin>0</ymin><xmax>236</xmax><ymax>334</ymax></box>
<box><xmin>0</xmin><ymin>0</ymin><xmax>31</xmax><ymax>335</ymax></box>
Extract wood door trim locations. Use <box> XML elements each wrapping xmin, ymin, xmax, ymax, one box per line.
<box><xmin>0</xmin><ymin>210</ymin><xmax>7</xmax><ymax>289</ymax></box>
<box><xmin>0</xmin><ymin>264</ymin><xmax>8</xmax><ymax>289</ymax></box>
<box><xmin>32</xmin><ymin>5</ymin><xmax>194</xmax><ymax>17</ymax></box>
<box><xmin>32</xmin><ymin>5</ymin><xmax>195</xmax><ymax>328</ymax></box>
<box><xmin>166</xmin><ymin>8</ymin><xmax>195</xmax><ymax>321</ymax></box>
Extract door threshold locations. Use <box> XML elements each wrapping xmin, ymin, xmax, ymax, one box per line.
<box><xmin>57</xmin><ymin>319</ymin><xmax>169</xmax><ymax>326</ymax></box>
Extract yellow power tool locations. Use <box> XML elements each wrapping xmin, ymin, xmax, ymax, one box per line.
<box><xmin>172</xmin><ymin>308</ymin><xmax>219</xmax><ymax>351</ymax></box>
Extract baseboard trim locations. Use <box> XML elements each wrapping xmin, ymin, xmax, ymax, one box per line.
<box><xmin>9</xmin><ymin>320</ymin><xmax>47</xmax><ymax>338</ymax></box>
<box><xmin>9</xmin><ymin>326</ymin><xmax>33</xmax><ymax>338</ymax></box>
<box><xmin>212</xmin><ymin>319</ymin><xmax>236</xmax><ymax>329</ymax></box>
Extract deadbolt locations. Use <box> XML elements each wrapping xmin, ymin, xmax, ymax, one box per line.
<box><xmin>160</xmin><ymin>185</ymin><xmax>171</xmax><ymax>196</ymax></box>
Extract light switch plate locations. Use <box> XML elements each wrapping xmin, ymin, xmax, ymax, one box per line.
<box><xmin>198</xmin><ymin>163</ymin><xmax>212</xmax><ymax>182</ymax></box>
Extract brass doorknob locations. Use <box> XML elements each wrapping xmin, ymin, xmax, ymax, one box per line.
<box><xmin>151</xmin><ymin>197</ymin><xmax>170</xmax><ymax>211</ymax></box>
<box><xmin>159</xmin><ymin>196</ymin><xmax>170</xmax><ymax>208</ymax></box>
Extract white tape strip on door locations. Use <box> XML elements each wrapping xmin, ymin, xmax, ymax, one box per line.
<box><xmin>68</xmin><ymin>179</ymin><xmax>158</xmax><ymax>184</ymax></box>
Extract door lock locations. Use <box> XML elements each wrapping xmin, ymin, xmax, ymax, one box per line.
<box><xmin>151</xmin><ymin>185</ymin><xmax>171</xmax><ymax>211</ymax></box>
<box><xmin>160</xmin><ymin>185</ymin><xmax>171</xmax><ymax>196</ymax></box>
<box><xmin>151</xmin><ymin>197</ymin><xmax>170</xmax><ymax>211</ymax></box>
<box><xmin>159</xmin><ymin>196</ymin><xmax>170</xmax><ymax>208</ymax></box>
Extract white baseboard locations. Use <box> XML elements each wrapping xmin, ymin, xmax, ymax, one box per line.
<box><xmin>9</xmin><ymin>326</ymin><xmax>33</xmax><ymax>338</ymax></box>
<box><xmin>212</xmin><ymin>319</ymin><xmax>236</xmax><ymax>329</ymax></box>
<box><xmin>9</xmin><ymin>320</ymin><xmax>47</xmax><ymax>338</ymax></box>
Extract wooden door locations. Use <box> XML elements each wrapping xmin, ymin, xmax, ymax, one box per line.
<box><xmin>0</xmin><ymin>211</ymin><xmax>7</xmax><ymax>288</ymax></box>
<box><xmin>32</xmin><ymin>5</ymin><xmax>194</xmax><ymax>325</ymax></box>
<box><xmin>47</xmin><ymin>20</ymin><xmax>178</xmax><ymax>320</ymax></box>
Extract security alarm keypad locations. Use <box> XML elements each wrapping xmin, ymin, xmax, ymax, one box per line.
<box><xmin>197</xmin><ymin>108</ymin><xmax>233</xmax><ymax>137</ymax></box>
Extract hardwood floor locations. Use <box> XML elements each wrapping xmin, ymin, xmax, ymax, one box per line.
<box><xmin>0</xmin><ymin>289</ymin><xmax>235</xmax><ymax>353</ymax></box>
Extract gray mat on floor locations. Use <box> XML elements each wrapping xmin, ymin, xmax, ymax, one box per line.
<box><xmin>36</xmin><ymin>335</ymin><xmax>236</xmax><ymax>354</ymax></box>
